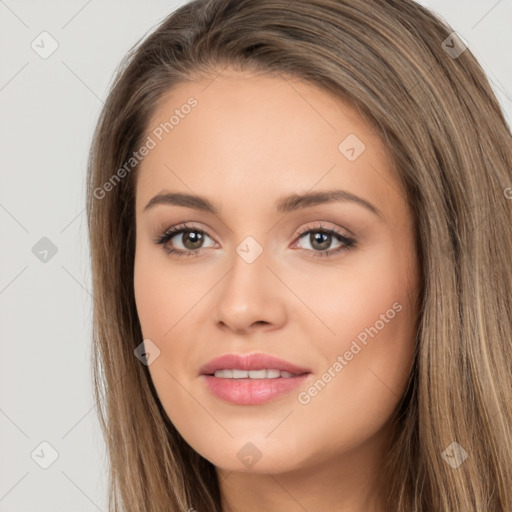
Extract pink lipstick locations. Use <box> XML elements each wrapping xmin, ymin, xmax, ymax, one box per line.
<box><xmin>200</xmin><ymin>353</ymin><xmax>312</xmax><ymax>405</ymax></box>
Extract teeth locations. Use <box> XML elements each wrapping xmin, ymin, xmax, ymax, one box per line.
<box><xmin>213</xmin><ymin>369</ymin><xmax>297</xmax><ymax>379</ymax></box>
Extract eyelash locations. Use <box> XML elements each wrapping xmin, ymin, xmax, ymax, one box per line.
<box><xmin>155</xmin><ymin>222</ymin><xmax>357</xmax><ymax>259</ymax></box>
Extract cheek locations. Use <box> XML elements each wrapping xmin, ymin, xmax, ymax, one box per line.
<box><xmin>133</xmin><ymin>243</ymin><xmax>199</xmax><ymax>339</ymax></box>
<box><xmin>290</xmin><ymin>235</ymin><xmax>418</xmax><ymax>358</ymax></box>
<box><xmin>133</xmin><ymin>257</ymin><xmax>170</xmax><ymax>339</ymax></box>
<box><xmin>297</xmin><ymin>244</ymin><xmax>419</xmax><ymax>435</ymax></box>
<box><xmin>133</xmin><ymin>248</ymin><xmax>200</xmax><ymax>418</ymax></box>
<box><xmin>298</xmin><ymin>299</ymin><xmax>416</xmax><ymax>455</ymax></box>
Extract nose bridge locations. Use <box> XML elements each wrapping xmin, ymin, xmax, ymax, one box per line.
<box><xmin>213</xmin><ymin>233</ymin><xmax>285</xmax><ymax>331</ymax></box>
<box><xmin>222</xmin><ymin>233</ymin><xmax>270</xmax><ymax>307</ymax></box>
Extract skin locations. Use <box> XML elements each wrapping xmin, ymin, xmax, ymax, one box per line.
<box><xmin>133</xmin><ymin>68</ymin><xmax>420</xmax><ymax>512</ymax></box>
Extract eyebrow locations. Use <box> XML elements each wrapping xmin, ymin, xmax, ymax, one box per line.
<box><xmin>144</xmin><ymin>189</ymin><xmax>383</xmax><ymax>218</ymax></box>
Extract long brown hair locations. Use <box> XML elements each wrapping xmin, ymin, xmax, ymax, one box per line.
<box><xmin>86</xmin><ymin>1</ymin><xmax>512</xmax><ymax>510</ymax></box>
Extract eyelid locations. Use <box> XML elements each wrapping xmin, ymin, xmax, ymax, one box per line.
<box><xmin>295</xmin><ymin>221</ymin><xmax>352</xmax><ymax>238</ymax></box>
<box><xmin>155</xmin><ymin>221</ymin><xmax>356</xmax><ymax>257</ymax></box>
<box><xmin>153</xmin><ymin>222</ymin><xmax>217</xmax><ymax>244</ymax></box>
<box><xmin>155</xmin><ymin>220</ymin><xmax>351</xmax><ymax>240</ymax></box>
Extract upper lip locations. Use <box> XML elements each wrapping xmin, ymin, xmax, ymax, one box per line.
<box><xmin>199</xmin><ymin>352</ymin><xmax>312</xmax><ymax>376</ymax></box>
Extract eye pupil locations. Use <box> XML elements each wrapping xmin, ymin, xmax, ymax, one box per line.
<box><xmin>311</xmin><ymin>232</ymin><xmax>331</xmax><ymax>251</ymax></box>
<box><xmin>183</xmin><ymin>231</ymin><xmax>203</xmax><ymax>249</ymax></box>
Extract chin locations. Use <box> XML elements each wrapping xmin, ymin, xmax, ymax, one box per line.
<box><xmin>187</xmin><ymin>432</ymin><xmax>315</xmax><ymax>474</ymax></box>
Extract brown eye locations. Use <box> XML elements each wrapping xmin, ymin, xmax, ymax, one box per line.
<box><xmin>156</xmin><ymin>224</ymin><xmax>216</xmax><ymax>257</ymax></box>
<box><xmin>294</xmin><ymin>225</ymin><xmax>356</xmax><ymax>257</ymax></box>
<box><xmin>180</xmin><ymin>230</ymin><xmax>205</xmax><ymax>250</ymax></box>
<box><xmin>308</xmin><ymin>231</ymin><xmax>333</xmax><ymax>251</ymax></box>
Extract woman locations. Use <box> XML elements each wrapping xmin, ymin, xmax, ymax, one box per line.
<box><xmin>86</xmin><ymin>0</ymin><xmax>512</xmax><ymax>510</ymax></box>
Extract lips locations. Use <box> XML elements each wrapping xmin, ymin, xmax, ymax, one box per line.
<box><xmin>199</xmin><ymin>353</ymin><xmax>311</xmax><ymax>376</ymax></box>
<box><xmin>199</xmin><ymin>352</ymin><xmax>313</xmax><ymax>405</ymax></box>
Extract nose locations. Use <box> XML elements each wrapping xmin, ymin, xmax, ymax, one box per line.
<box><xmin>213</xmin><ymin>247</ymin><xmax>287</xmax><ymax>334</ymax></box>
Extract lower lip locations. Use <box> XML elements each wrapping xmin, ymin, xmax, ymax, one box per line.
<box><xmin>202</xmin><ymin>374</ymin><xmax>311</xmax><ymax>405</ymax></box>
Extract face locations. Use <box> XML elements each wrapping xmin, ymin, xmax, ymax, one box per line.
<box><xmin>133</xmin><ymin>69</ymin><xmax>420</xmax><ymax>475</ymax></box>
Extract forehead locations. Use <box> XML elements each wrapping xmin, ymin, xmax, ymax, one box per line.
<box><xmin>135</xmin><ymin>71</ymin><xmax>403</xmax><ymax>219</ymax></box>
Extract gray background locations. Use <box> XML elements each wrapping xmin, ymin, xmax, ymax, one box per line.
<box><xmin>1</xmin><ymin>1</ymin><xmax>511</xmax><ymax>510</ymax></box>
